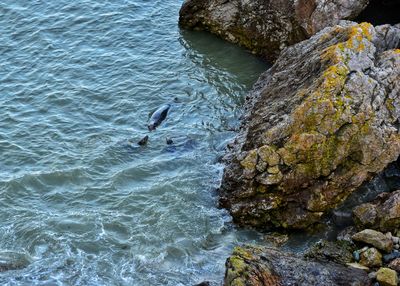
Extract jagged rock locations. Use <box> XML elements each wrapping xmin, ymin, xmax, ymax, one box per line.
<box><xmin>376</xmin><ymin>267</ymin><xmax>398</xmax><ymax>286</ymax></box>
<box><xmin>353</xmin><ymin>190</ymin><xmax>400</xmax><ymax>232</ymax></box>
<box><xmin>304</xmin><ymin>240</ymin><xmax>354</xmax><ymax>265</ymax></box>
<box><xmin>219</xmin><ymin>22</ymin><xmax>400</xmax><ymax>230</ymax></box>
<box><xmin>359</xmin><ymin>247</ymin><xmax>382</xmax><ymax>268</ymax></box>
<box><xmin>224</xmin><ymin>245</ymin><xmax>371</xmax><ymax>286</ymax></box>
<box><xmin>352</xmin><ymin>229</ymin><xmax>393</xmax><ymax>253</ymax></box>
<box><xmin>179</xmin><ymin>0</ymin><xmax>369</xmax><ymax>61</ymax></box>
<box><xmin>388</xmin><ymin>258</ymin><xmax>400</xmax><ymax>272</ymax></box>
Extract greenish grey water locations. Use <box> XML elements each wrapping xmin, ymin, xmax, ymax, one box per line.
<box><xmin>0</xmin><ymin>1</ymin><xmax>272</xmax><ymax>285</ymax></box>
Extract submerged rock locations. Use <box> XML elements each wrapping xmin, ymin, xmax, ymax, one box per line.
<box><xmin>353</xmin><ymin>190</ymin><xmax>400</xmax><ymax>232</ymax></box>
<box><xmin>179</xmin><ymin>0</ymin><xmax>369</xmax><ymax>61</ymax></box>
<box><xmin>0</xmin><ymin>251</ymin><xmax>31</xmax><ymax>272</ymax></box>
<box><xmin>219</xmin><ymin>22</ymin><xmax>400</xmax><ymax>230</ymax></box>
<box><xmin>224</xmin><ymin>245</ymin><xmax>371</xmax><ymax>286</ymax></box>
<box><xmin>352</xmin><ymin>229</ymin><xmax>393</xmax><ymax>253</ymax></box>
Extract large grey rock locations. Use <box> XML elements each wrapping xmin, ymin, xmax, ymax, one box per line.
<box><xmin>179</xmin><ymin>0</ymin><xmax>369</xmax><ymax>61</ymax></box>
<box><xmin>219</xmin><ymin>22</ymin><xmax>400</xmax><ymax>230</ymax></box>
<box><xmin>224</xmin><ymin>245</ymin><xmax>371</xmax><ymax>286</ymax></box>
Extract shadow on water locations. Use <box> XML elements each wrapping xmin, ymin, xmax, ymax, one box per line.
<box><xmin>179</xmin><ymin>29</ymin><xmax>271</xmax><ymax>92</ymax></box>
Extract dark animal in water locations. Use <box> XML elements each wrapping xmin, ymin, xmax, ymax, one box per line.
<box><xmin>148</xmin><ymin>104</ymin><xmax>170</xmax><ymax>131</ymax></box>
<box><xmin>137</xmin><ymin>135</ymin><xmax>149</xmax><ymax>146</ymax></box>
<box><xmin>166</xmin><ymin>137</ymin><xmax>173</xmax><ymax>145</ymax></box>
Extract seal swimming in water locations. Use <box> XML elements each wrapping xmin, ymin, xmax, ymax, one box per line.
<box><xmin>137</xmin><ymin>135</ymin><xmax>149</xmax><ymax>146</ymax></box>
<box><xmin>148</xmin><ymin>104</ymin><xmax>171</xmax><ymax>131</ymax></box>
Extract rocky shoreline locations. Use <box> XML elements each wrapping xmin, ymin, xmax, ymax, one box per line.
<box><xmin>180</xmin><ymin>0</ymin><xmax>400</xmax><ymax>285</ymax></box>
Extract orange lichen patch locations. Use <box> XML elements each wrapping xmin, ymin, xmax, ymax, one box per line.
<box><xmin>256</xmin><ymin>23</ymin><xmax>377</xmax><ymax>182</ymax></box>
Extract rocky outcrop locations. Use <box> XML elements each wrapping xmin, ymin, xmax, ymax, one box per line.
<box><xmin>179</xmin><ymin>0</ymin><xmax>369</xmax><ymax>61</ymax></box>
<box><xmin>219</xmin><ymin>22</ymin><xmax>400</xmax><ymax>229</ymax></box>
<box><xmin>353</xmin><ymin>190</ymin><xmax>400</xmax><ymax>232</ymax></box>
<box><xmin>224</xmin><ymin>245</ymin><xmax>371</xmax><ymax>286</ymax></box>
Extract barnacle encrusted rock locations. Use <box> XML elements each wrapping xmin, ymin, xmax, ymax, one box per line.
<box><xmin>220</xmin><ymin>22</ymin><xmax>400</xmax><ymax>229</ymax></box>
<box><xmin>179</xmin><ymin>0</ymin><xmax>369</xmax><ymax>61</ymax></box>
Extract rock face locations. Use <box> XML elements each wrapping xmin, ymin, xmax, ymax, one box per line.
<box><xmin>224</xmin><ymin>245</ymin><xmax>371</xmax><ymax>286</ymax></box>
<box><xmin>353</xmin><ymin>190</ymin><xmax>400</xmax><ymax>232</ymax></box>
<box><xmin>179</xmin><ymin>0</ymin><xmax>369</xmax><ymax>60</ymax></box>
<box><xmin>219</xmin><ymin>22</ymin><xmax>400</xmax><ymax>229</ymax></box>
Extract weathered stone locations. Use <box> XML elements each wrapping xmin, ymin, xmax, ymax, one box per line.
<box><xmin>353</xmin><ymin>191</ymin><xmax>400</xmax><ymax>232</ymax></box>
<box><xmin>376</xmin><ymin>267</ymin><xmax>398</xmax><ymax>286</ymax></box>
<box><xmin>219</xmin><ymin>22</ymin><xmax>400</xmax><ymax>230</ymax></box>
<box><xmin>224</xmin><ymin>245</ymin><xmax>371</xmax><ymax>286</ymax></box>
<box><xmin>263</xmin><ymin>232</ymin><xmax>289</xmax><ymax>246</ymax></box>
<box><xmin>383</xmin><ymin>250</ymin><xmax>400</xmax><ymax>263</ymax></box>
<box><xmin>179</xmin><ymin>0</ymin><xmax>369</xmax><ymax>61</ymax></box>
<box><xmin>388</xmin><ymin>258</ymin><xmax>400</xmax><ymax>272</ymax></box>
<box><xmin>304</xmin><ymin>240</ymin><xmax>354</xmax><ymax>265</ymax></box>
<box><xmin>359</xmin><ymin>247</ymin><xmax>382</xmax><ymax>268</ymax></box>
<box><xmin>353</xmin><ymin>203</ymin><xmax>378</xmax><ymax>228</ymax></box>
<box><xmin>352</xmin><ymin>229</ymin><xmax>393</xmax><ymax>253</ymax></box>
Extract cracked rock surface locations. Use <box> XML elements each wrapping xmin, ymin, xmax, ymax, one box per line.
<box><xmin>219</xmin><ymin>22</ymin><xmax>400</xmax><ymax>230</ymax></box>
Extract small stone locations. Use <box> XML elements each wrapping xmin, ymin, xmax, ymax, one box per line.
<box><xmin>359</xmin><ymin>247</ymin><xmax>382</xmax><ymax>268</ymax></box>
<box><xmin>392</xmin><ymin>237</ymin><xmax>399</xmax><ymax>244</ymax></box>
<box><xmin>352</xmin><ymin>229</ymin><xmax>393</xmax><ymax>253</ymax></box>
<box><xmin>383</xmin><ymin>250</ymin><xmax>400</xmax><ymax>263</ymax></box>
<box><xmin>388</xmin><ymin>258</ymin><xmax>400</xmax><ymax>272</ymax></box>
<box><xmin>376</xmin><ymin>267</ymin><xmax>398</xmax><ymax>286</ymax></box>
<box><xmin>395</xmin><ymin>244</ymin><xmax>399</xmax><ymax>250</ymax></box>
<box><xmin>346</xmin><ymin>262</ymin><xmax>369</xmax><ymax>271</ymax></box>
<box><xmin>353</xmin><ymin>250</ymin><xmax>360</xmax><ymax>262</ymax></box>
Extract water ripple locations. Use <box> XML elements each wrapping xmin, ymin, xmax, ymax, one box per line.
<box><xmin>0</xmin><ymin>0</ymin><xmax>269</xmax><ymax>285</ymax></box>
